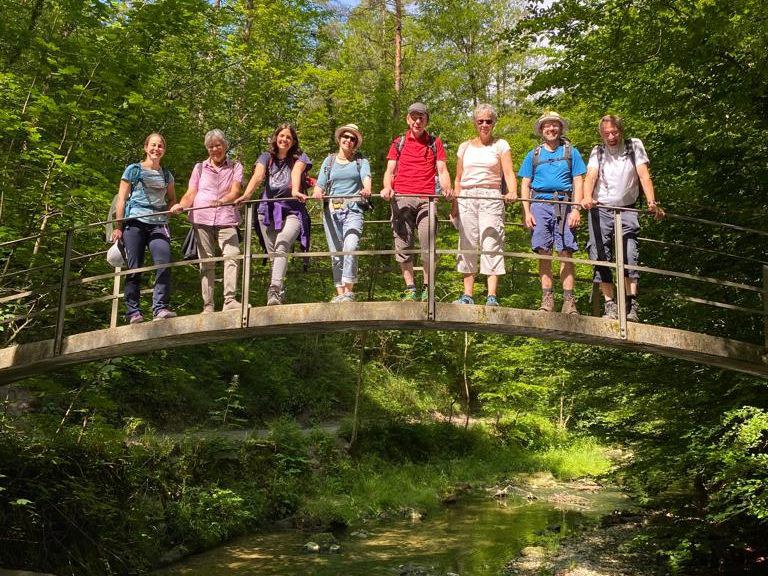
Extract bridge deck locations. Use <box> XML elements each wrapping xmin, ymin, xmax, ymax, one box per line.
<box><xmin>0</xmin><ymin>302</ymin><xmax>765</xmax><ymax>382</ymax></box>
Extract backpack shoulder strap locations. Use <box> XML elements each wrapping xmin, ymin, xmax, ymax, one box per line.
<box><xmin>531</xmin><ymin>145</ymin><xmax>542</xmax><ymax>180</ymax></box>
<box><xmin>395</xmin><ymin>135</ymin><xmax>406</xmax><ymax>158</ymax></box>
<box><xmin>624</xmin><ymin>138</ymin><xmax>636</xmax><ymax>165</ymax></box>
<box><xmin>323</xmin><ymin>153</ymin><xmax>335</xmax><ymax>193</ymax></box>
<box><xmin>562</xmin><ymin>139</ymin><xmax>573</xmax><ymax>175</ymax></box>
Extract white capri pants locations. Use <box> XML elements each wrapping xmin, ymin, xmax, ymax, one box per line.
<box><xmin>456</xmin><ymin>187</ymin><xmax>506</xmax><ymax>276</ymax></box>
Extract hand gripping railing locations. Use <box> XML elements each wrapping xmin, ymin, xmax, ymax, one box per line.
<box><xmin>0</xmin><ymin>193</ymin><xmax>767</xmax><ymax>356</ymax></box>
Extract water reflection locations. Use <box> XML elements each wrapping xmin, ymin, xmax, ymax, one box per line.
<box><xmin>157</xmin><ymin>489</ymin><xmax>628</xmax><ymax>575</ymax></box>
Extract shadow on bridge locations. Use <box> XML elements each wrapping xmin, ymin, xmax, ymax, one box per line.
<box><xmin>1</xmin><ymin>195</ymin><xmax>767</xmax><ymax>382</ymax></box>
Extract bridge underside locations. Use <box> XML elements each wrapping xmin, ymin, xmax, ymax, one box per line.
<box><xmin>1</xmin><ymin>302</ymin><xmax>766</xmax><ymax>382</ymax></box>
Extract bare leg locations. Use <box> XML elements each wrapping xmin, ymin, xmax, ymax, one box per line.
<box><xmin>462</xmin><ymin>273</ymin><xmax>475</xmax><ymax>296</ymax></box>
<box><xmin>539</xmin><ymin>251</ymin><xmax>554</xmax><ymax>289</ymax></box>
<box><xmin>487</xmin><ymin>274</ymin><xmax>499</xmax><ymax>297</ymax></box>
<box><xmin>559</xmin><ymin>250</ymin><xmax>575</xmax><ymax>291</ymax></box>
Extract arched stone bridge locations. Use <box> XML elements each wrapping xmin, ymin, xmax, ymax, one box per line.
<box><xmin>1</xmin><ymin>302</ymin><xmax>766</xmax><ymax>383</ymax></box>
<box><xmin>2</xmin><ymin>197</ymin><xmax>767</xmax><ymax>382</ymax></box>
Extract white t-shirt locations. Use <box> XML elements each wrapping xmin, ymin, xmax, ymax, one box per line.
<box><xmin>457</xmin><ymin>138</ymin><xmax>510</xmax><ymax>190</ymax></box>
<box><xmin>587</xmin><ymin>138</ymin><xmax>649</xmax><ymax>206</ymax></box>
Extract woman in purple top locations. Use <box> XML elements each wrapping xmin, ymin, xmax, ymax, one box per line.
<box><xmin>171</xmin><ymin>129</ymin><xmax>243</xmax><ymax>313</ymax></box>
<box><xmin>237</xmin><ymin>123</ymin><xmax>311</xmax><ymax>306</ymax></box>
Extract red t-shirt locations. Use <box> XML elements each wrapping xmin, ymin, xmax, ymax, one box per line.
<box><xmin>386</xmin><ymin>131</ymin><xmax>447</xmax><ymax>195</ymax></box>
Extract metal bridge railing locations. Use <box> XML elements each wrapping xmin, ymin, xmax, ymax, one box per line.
<box><xmin>0</xmin><ymin>195</ymin><xmax>766</xmax><ymax>354</ymax></box>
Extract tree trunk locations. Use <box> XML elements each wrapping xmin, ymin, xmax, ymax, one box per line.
<box><xmin>393</xmin><ymin>0</ymin><xmax>402</xmax><ymax>121</ymax></box>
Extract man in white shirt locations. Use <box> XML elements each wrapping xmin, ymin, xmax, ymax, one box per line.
<box><xmin>582</xmin><ymin>115</ymin><xmax>664</xmax><ymax>321</ymax></box>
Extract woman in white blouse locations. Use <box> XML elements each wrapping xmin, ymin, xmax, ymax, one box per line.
<box><xmin>452</xmin><ymin>103</ymin><xmax>518</xmax><ymax>306</ymax></box>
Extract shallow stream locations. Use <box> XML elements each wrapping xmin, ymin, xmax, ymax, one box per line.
<box><xmin>156</xmin><ymin>485</ymin><xmax>629</xmax><ymax>575</ymax></box>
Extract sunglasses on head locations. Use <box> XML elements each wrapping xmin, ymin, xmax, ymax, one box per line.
<box><xmin>341</xmin><ymin>134</ymin><xmax>358</xmax><ymax>143</ymax></box>
<box><xmin>476</xmin><ymin>119</ymin><xmax>494</xmax><ymax>125</ymax></box>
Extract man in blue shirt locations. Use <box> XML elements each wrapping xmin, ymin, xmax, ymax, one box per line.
<box><xmin>519</xmin><ymin>112</ymin><xmax>586</xmax><ymax>314</ymax></box>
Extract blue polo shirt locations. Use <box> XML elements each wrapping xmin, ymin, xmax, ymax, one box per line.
<box><xmin>518</xmin><ymin>144</ymin><xmax>586</xmax><ymax>199</ymax></box>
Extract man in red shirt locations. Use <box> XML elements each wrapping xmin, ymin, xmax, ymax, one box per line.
<box><xmin>381</xmin><ymin>102</ymin><xmax>454</xmax><ymax>301</ymax></box>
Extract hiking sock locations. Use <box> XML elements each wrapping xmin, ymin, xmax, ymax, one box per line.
<box><xmin>405</xmin><ymin>284</ymin><xmax>417</xmax><ymax>291</ymax></box>
<box><xmin>542</xmin><ymin>288</ymin><xmax>553</xmax><ymax>295</ymax></box>
<box><xmin>563</xmin><ymin>289</ymin><xmax>574</xmax><ymax>299</ymax></box>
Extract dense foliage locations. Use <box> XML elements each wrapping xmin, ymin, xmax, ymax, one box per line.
<box><xmin>1</xmin><ymin>0</ymin><xmax>768</xmax><ymax>573</ymax></box>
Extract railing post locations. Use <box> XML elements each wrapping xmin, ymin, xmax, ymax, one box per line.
<box><xmin>427</xmin><ymin>196</ymin><xmax>436</xmax><ymax>320</ymax></box>
<box><xmin>240</xmin><ymin>204</ymin><xmax>254</xmax><ymax>328</ymax></box>
<box><xmin>614</xmin><ymin>209</ymin><xmax>627</xmax><ymax>339</ymax></box>
<box><xmin>110</xmin><ymin>266</ymin><xmax>121</xmax><ymax>328</ymax></box>
<box><xmin>54</xmin><ymin>229</ymin><xmax>74</xmax><ymax>355</ymax></box>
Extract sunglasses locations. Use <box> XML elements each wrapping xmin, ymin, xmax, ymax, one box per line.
<box><xmin>341</xmin><ymin>134</ymin><xmax>358</xmax><ymax>143</ymax></box>
<box><xmin>476</xmin><ymin>119</ymin><xmax>494</xmax><ymax>125</ymax></box>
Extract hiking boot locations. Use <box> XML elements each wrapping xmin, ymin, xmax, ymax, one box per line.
<box><xmin>266</xmin><ymin>285</ymin><xmax>284</xmax><ymax>306</ymax></box>
<box><xmin>340</xmin><ymin>292</ymin><xmax>356</xmax><ymax>302</ymax></box>
<box><xmin>538</xmin><ymin>292</ymin><xmax>554</xmax><ymax>312</ymax></box>
<box><xmin>153</xmin><ymin>308</ymin><xmax>177</xmax><ymax>320</ymax></box>
<box><xmin>402</xmin><ymin>288</ymin><xmax>418</xmax><ymax>302</ymax></box>
<box><xmin>127</xmin><ymin>312</ymin><xmax>144</xmax><ymax>324</ymax></box>
<box><xmin>223</xmin><ymin>300</ymin><xmax>241</xmax><ymax>311</ymax></box>
<box><xmin>561</xmin><ymin>296</ymin><xmax>579</xmax><ymax>315</ymax></box>
<box><xmin>627</xmin><ymin>298</ymin><xmax>639</xmax><ymax>322</ymax></box>
<box><xmin>486</xmin><ymin>295</ymin><xmax>499</xmax><ymax>307</ymax></box>
<box><xmin>202</xmin><ymin>305</ymin><xmax>215</xmax><ymax>314</ymax></box>
<box><xmin>421</xmin><ymin>286</ymin><xmax>430</xmax><ymax>302</ymax></box>
<box><xmin>453</xmin><ymin>294</ymin><xmax>474</xmax><ymax>305</ymax></box>
<box><xmin>602</xmin><ymin>299</ymin><xmax>618</xmax><ymax>320</ymax></box>
<box><xmin>330</xmin><ymin>293</ymin><xmax>345</xmax><ymax>303</ymax></box>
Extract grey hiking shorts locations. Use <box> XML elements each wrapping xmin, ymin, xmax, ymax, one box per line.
<box><xmin>586</xmin><ymin>207</ymin><xmax>640</xmax><ymax>284</ymax></box>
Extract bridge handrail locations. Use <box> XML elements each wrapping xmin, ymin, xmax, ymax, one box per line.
<box><xmin>1</xmin><ymin>195</ymin><xmax>767</xmax><ymax>351</ymax></box>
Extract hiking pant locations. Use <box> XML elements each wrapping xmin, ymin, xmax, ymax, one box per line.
<box><xmin>122</xmin><ymin>220</ymin><xmax>171</xmax><ymax>317</ymax></box>
<box><xmin>194</xmin><ymin>224</ymin><xmax>240</xmax><ymax>309</ymax></box>
<box><xmin>456</xmin><ymin>187</ymin><xmax>506</xmax><ymax>276</ymax></box>
<box><xmin>587</xmin><ymin>207</ymin><xmax>640</xmax><ymax>283</ymax></box>
<box><xmin>323</xmin><ymin>206</ymin><xmax>363</xmax><ymax>287</ymax></box>
<box><xmin>258</xmin><ymin>213</ymin><xmax>301</xmax><ymax>289</ymax></box>
<box><xmin>391</xmin><ymin>195</ymin><xmax>437</xmax><ymax>267</ymax></box>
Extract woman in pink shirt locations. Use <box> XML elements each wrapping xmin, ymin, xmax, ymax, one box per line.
<box><xmin>171</xmin><ymin>129</ymin><xmax>243</xmax><ymax>313</ymax></box>
<box><xmin>452</xmin><ymin>104</ymin><xmax>517</xmax><ymax>306</ymax></box>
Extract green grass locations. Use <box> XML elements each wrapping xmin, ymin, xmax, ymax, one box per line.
<box><xmin>300</xmin><ymin>432</ymin><xmax>612</xmax><ymax>526</ymax></box>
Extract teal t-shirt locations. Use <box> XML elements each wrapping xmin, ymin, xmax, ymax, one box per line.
<box><xmin>316</xmin><ymin>155</ymin><xmax>371</xmax><ymax>198</ymax></box>
<box><xmin>122</xmin><ymin>163</ymin><xmax>174</xmax><ymax>224</ymax></box>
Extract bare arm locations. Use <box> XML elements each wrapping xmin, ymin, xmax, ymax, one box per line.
<box><xmin>236</xmin><ymin>163</ymin><xmax>265</xmax><ymax>204</ymax></box>
<box><xmin>437</xmin><ymin>160</ymin><xmax>453</xmax><ymax>199</ymax></box>
<box><xmin>568</xmin><ymin>175</ymin><xmax>583</xmax><ymax>228</ymax></box>
<box><xmin>361</xmin><ymin>175</ymin><xmax>372</xmax><ymax>198</ymax></box>
<box><xmin>218</xmin><ymin>176</ymin><xmax>242</xmax><ymax>205</ymax></box>
<box><xmin>636</xmin><ymin>163</ymin><xmax>664</xmax><ymax>219</ymax></box>
<box><xmin>381</xmin><ymin>159</ymin><xmax>397</xmax><ymax>200</ymax></box>
<box><xmin>111</xmin><ymin>180</ymin><xmax>131</xmax><ymax>241</ymax></box>
<box><xmin>582</xmin><ymin>167</ymin><xmax>598</xmax><ymax>209</ymax></box>
<box><xmin>290</xmin><ymin>160</ymin><xmax>308</xmax><ymax>202</ymax></box>
<box><xmin>171</xmin><ymin>186</ymin><xmax>196</xmax><ymax>213</ymax></box>
<box><xmin>520</xmin><ymin>177</ymin><xmax>535</xmax><ymax>228</ymax></box>
<box><xmin>500</xmin><ymin>149</ymin><xmax>517</xmax><ymax>202</ymax></box>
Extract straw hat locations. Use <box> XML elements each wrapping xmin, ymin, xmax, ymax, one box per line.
<box><xmin>534</xmin><ymin>111</ymin><xmax>569</xmax><ymax>136</ymax></box>
<box><xmin>334</xmin><ymin>124</ymin><xmax>363</xmax><ymax>149</ymax></box>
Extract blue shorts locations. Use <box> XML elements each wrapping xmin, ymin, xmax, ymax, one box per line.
<box><xmin>531</xmin><ymin>201</ymin><xmax>578</xmax><ymax>254</ymax></box>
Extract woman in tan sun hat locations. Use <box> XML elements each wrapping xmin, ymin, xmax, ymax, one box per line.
<box><xmin>312</xmin><ymin>123</ymin><xmax>372</xmax><ymax>302</ymax></box>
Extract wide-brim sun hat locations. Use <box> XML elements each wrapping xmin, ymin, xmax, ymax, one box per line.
<box><xmin>534</xmin><ymin>111</ymin><xmax>569</xmax><ymax>136</ymax></box>
<box><xmin>334</xmin><ymin>124</ymin><xmax>363</xmax><ymax>149</ymax></box>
